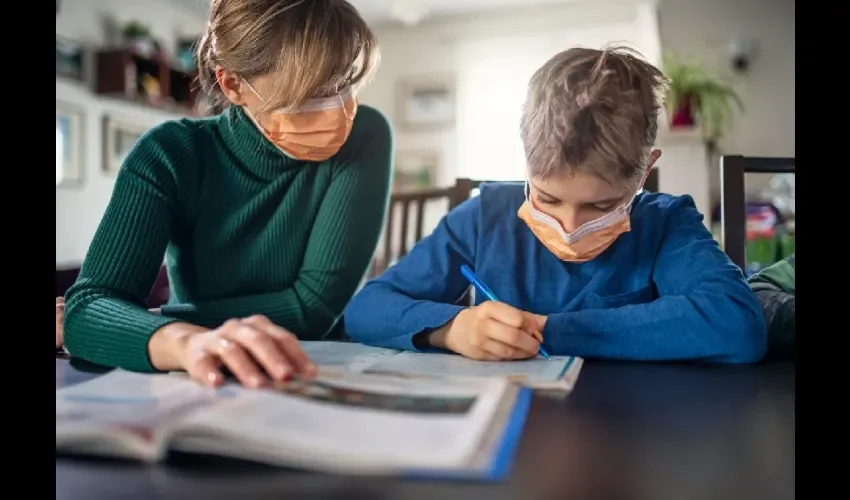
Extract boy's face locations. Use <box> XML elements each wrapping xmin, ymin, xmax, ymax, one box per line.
<box><xmin>528</xmin><ymin>149</ymin><xmax>661</xmax><ymax>233</ymax></box>
<box><xmin>528</xmin><ymin>172</ymin><xmax>629</xmax><ymax>233</ymax></box>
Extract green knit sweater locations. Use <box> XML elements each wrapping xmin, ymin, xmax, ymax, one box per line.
<box><xmin>64</xmin><ymin>105</ymin><xmax>393</xmax><ymax>372</ymax></box>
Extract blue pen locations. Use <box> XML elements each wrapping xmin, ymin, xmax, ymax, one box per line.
<box><xmin>459</xmin><ymin>265</ymin><xmax>551</xmax><ymax>360</ymax></box>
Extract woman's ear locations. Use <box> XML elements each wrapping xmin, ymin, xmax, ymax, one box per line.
<box><xmin>216</xmin><ymin>66</ymin><xmax>248</xmax><ymax>105</ymax></box>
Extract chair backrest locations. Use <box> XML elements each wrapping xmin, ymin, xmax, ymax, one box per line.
<box><xmin>719</xmin><ymin>155</ymin><xmax>795</xmax><ymax>271</ymax></box>
<box><xmin>368</xmin><ymin>178</ymin><xmax>479</xmax><ymax>278</ymax></box>
<box><xmin>644</xmin><ymin>167</ymin><xmax>659</xmax><ymax>192</ymax></box>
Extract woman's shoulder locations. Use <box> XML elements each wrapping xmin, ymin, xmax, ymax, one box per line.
<box><xmin>351</xmin><ymin>104</ymin><xmax>391</xmax><ymax>136</ymax></box>
<box><xmin>334</xmin><ymin>105</ymin><xmax>393</xmax><ymax>173</ymax></box>
<box><xmin>344</xmin><ymin>105</ymin><xmax>392</xmax><ymax>153</ymax></box>
<box><xmin>127</xmin><ymin>116</ymin><xmax>218</xmax><ymax>174</ymax></box>
<box><xmin>141</xmin><ymin>116</ymin><xmax>215</xmax><ymax>152</ymax></box>
<box><xmin>115</xmin><ymin>117</ymin><xmax>218</xmax><ymax>200</ymax></box>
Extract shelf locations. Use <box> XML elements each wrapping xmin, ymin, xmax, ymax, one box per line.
<box><xmin>94</xmin><ymin>49</ymin><xmax>203</xmax><ymax>115</ymax></box>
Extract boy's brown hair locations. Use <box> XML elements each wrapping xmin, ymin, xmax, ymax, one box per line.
<box><xmin>196</xmin><ymin>0</ymin><xmax>379</xmax><ymax>114</ymax></box>
<box><xmin>520</xmin><ymin>45</ymin><xmax>670</xmax><ymax>188</ymax></box>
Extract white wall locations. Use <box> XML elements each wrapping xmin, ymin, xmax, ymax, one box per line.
<box><xmin>361</xmin><ymin>0</ymin><xmax>659</xmax><ymax>183</ymax></box>
<box><xmin>57</xmin><ymin>0</ymin><xmax>795</xmax><ymax>265</ymax></box>
<box><xmin>359</xmin><ymin>1</ymin><xmax>660</xmax><ymax>251</ymax></box>
<box><xmin>658</xmin><ymin>0</ymin><xmax>795</xmax><ymax>196</ymax></box>
<box><xmin>56</xmin><ymin>0</ymin><xmax>204</xmax><ymax>266</ymax></box>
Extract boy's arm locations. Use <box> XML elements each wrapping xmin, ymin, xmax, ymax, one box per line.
<box><xmin>541</xmin><ymin>196</ymin><xmax>767</xmax><ymax>363</ymax></box>
<box><xmin>343</xmin><ymin>198</ymin><xmax>480</xmax><ymax>350</ymax></box>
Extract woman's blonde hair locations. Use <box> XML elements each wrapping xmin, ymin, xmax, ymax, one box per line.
<box><xmin>196</xmin><ymin>0</ymin><xmax>380</xmax><ymax>114</ymax></box>
<box><xmin>520</xmin><ymin>45</ymin><xmax>670</xmax><ymax>189</ymax></box>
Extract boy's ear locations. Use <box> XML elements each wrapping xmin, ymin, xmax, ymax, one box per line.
<box><xmin>647</xmin><ymin>149</ymin><xmax>662</xmax><ymax>169</ymax></box>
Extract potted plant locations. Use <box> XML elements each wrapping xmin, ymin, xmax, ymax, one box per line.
<box><xmin>122</xmin><ymin>20</ymin><xmax>154</xmax><ymax>57</ymax></box>
<box><xmin>663</xmin><ymin>52</ymin><xmax>745</xmax><ymax>152</ymax></box>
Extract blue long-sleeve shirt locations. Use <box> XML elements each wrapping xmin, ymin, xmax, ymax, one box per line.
<box><xmin>345</xmin><ymin>183</ymin><xmax>767</xmax><ymax>363</ymax></box>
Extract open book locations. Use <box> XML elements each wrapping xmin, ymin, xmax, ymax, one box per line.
<box><xmin>301</xmin><ymin>341</ymin><xmax>584</xmax><ymax>393</ymax></box>
<box><xmin>56</xmin><ymin>368</ymin><xmax>530</xmax><ymax>480</ymax></box>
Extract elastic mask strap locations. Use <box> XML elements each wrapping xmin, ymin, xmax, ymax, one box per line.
<box><xmin>241</xmin><ymin>79</ymin><xmax>267</xmax><ymax>104</ymax></box>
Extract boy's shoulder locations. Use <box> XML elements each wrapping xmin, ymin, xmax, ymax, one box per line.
<box><xmin>631</xmin><ymin>191</ymin><xmax>706</xmax><ymax>229</ymax></box>
<box><xmin>477</xmin><ymin>181</ymin><xmax>526</xmax><ymax>208</ymax></box>
<box><xmin>633</xmin><ymin>190</ymin><xmax>697</xmax><ymax>215</ymax></box>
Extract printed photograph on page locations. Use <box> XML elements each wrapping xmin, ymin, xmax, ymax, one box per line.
<box><xmin>268</xmin><ymin>378</ymin><xmax>477</xmax><ymax>415</ymax></box>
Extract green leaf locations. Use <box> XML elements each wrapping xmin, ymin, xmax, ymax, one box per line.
<box><xmin>662</xmin><ymin>51</ymin><xmax>745</xmax><ymax>147</ymax></box>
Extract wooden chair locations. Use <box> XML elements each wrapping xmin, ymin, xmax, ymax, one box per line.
<box><xmin>719</xmin><ymin>155</ymin><xmax>795</xmax><ymax>272</ymax></box>
<box><xmin>645</xmin><ymin>167</ymin><xmax>659</xmax><ymax>192</ymax></box>
<box><xmin>368</xmin><ymin>178</ymin><xmax>479</xmax><ymax>278</ymax></box>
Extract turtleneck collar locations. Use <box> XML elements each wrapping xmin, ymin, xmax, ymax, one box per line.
<box><xmin>217</xmin><ymin>105</ymin><xmax>303</xmax><ymax>179</ymax></box>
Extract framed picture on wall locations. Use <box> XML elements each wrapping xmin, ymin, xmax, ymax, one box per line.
<box><xmin>394</xmin><ymin>150</ymin><xmax>440</xmax><ymax>192</ymax></box>
<box><xmin>102</xmin><ymin>115</ymin><xmax>149</xmax><ymax>174</ymax></box>
<box><xmin>56</xmin><ymin>101</ymin><xmax>85</xmax><ymax>188</ymax></box>
<box><xmin>397</xmin><ymin>75</ymin><xmax>456</xmax><ymax>132</ymax></box>
<box><xmin>56</xmin><ymin>36</ymin><xmax>85</xmax><ymax>81</ymax></box>
<box><xmin>175</xmin><ymin>36</ymin><xmax>201</xmax><ymax>72</ymax></box>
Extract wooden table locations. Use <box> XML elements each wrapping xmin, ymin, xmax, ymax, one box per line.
<box><xmin>56</xmin><ymin>358</ymin><xmax>795</xmax><ymax>500</ymax></box>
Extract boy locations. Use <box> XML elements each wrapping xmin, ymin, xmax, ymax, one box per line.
<box><xmin>344</xmin><ymin>45</ymin><xmax>766</xmax><ymax>363</ymax></box>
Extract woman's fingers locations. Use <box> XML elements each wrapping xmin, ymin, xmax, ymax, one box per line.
<box><xmin>241</xmin><ymin>315</ymin><xmax>317</xmax><ymax>377</ymax></box>
<box><xmin>185</xmin><ymin>348</ymin><xmax>224</xmax><ymax>388</ymax></box>
<box><xmin>228</xmin><ymin>322</ymin><xmax>293</xmax><ymax>381</ymax></box>
<box><xmin>215</xmin><ymin>337</ymin><xmax>266</xmax><ymax>388</ymax></box>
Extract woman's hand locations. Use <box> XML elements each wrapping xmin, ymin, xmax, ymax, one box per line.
<box><xmin>162</xmin><ymin>315</ymin><xmax>317</xmax><ymax>388</ymax></box>
<box><xmin>56</xmin><ymin>297</ymin><xmax>65</xmax><ymax>348</ymax></box>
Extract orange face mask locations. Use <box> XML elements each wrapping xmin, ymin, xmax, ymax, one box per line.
<box><xmin>517</xmin><ymin>174</ymin><xmax>648</xmax><ymax>263</ymax></box>
<box><xmin>518</xmin><ymin>201</ymin><xmax>632</xmax><ymax>262</ymax></box>
<box><xmin>243</xmin><ymin>82</ymin><xmax>357</xmax><ymax>162</ymax></box>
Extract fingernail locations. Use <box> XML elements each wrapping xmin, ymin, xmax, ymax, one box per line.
<box><xmin>307</xmin><ymin>363</ymin><xmax>318</xmax><ymax>376</ymax></box>
<box><xmin>207</xmin><ymin>372</ymin><xmax>221</xmax><ymax>386</ymax></box>
<box><xmin>249</xmin><ymin>375</ymin><xmax>264</xmax><ymax>388</ymax></box>
<box><xmin>274</xmin><ymin>364</ymin><xmax>289</xmax><ymax>379</ymax></box>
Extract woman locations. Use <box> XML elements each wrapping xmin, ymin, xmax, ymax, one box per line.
<box><xmin>60</xmin><ymin>0</ymin><xmax>392</xmax><ymax>387</ymax></box>
<box><xmin>344</xmin><ymin>46</ymin><xmax>766</xmax><ymax>363</ymax></box>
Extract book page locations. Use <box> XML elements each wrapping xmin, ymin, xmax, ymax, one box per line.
<box><xmin>363</xmin><ymin>352</ymin><xmax>575</xmax><ymax>383</ymax></box>
<box><xmin>57</xmin><ymin>370</ymin><xmax>237</xmax><ymax>445</ymax></box>
<box><xmin>172</xmin><ymin>370</ymin><xmax>511</xmax><ymax>473</ymax></box>
<box><xmin>300</xmin><ymin>341</ymin><xmax>398</xmax><ymax>372</ymax></box>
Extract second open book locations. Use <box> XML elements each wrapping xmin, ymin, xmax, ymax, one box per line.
<box><xmin>300</xmin><ymin>341</ymin><xmax>583</xmax><ymax>393</ymax></box>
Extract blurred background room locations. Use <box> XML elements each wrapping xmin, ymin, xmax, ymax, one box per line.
<box><xmin>56</xmin><ymin>0</ymin><xmax>795</xmax><ymax>301</ymax></box>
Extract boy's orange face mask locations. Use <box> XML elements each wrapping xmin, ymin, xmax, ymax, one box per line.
<box><xmin>243</xmin><ymin>82</ymin><xmax>357</xmax><ymax>162</ymax></box>
<box><xmin>518</xmin><ymin>153</ymin><xmax>660</xmax><ymax>263</ymax></box>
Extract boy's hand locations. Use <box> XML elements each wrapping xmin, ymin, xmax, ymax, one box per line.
<box><xmin>433</xmin><ymin>302</ymin><xmax>542</xmax><ymax>361</ymax></box>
